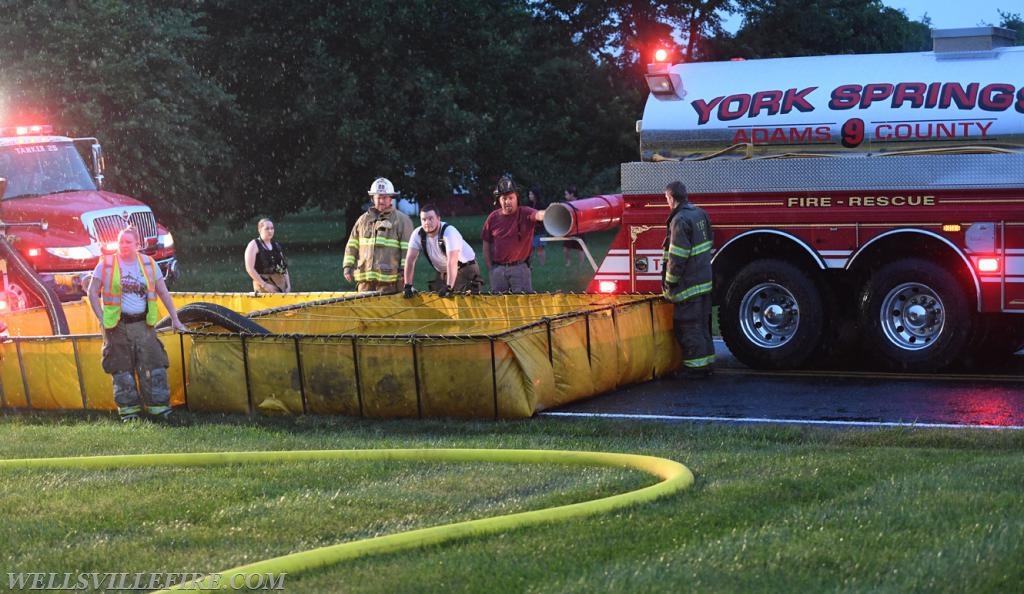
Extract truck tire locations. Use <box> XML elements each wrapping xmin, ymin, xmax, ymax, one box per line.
<box><xmin>858</xmin><ymin>258</ymin><xmax>971</xmax><ymax>372</ymax></box>
<box><xmin>0</xmin><ymin>238</ymin><xmax>70</xmax><ymax>335</ymax></box>
<box><xmin>719</xmin><ymin>259</ymin><xmax>825</xmax><ymax>369</ymax></box>
<box><xmin>4</xmin><ymin>279</ymin><xmax>41</xmax><ymax>311</ymax></box>
<box><xmin>156</xmin><ymin>302</ymin><xmax>271</xmax><ymax>335</ymax></box>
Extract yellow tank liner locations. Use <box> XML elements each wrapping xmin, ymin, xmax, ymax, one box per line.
<box><xmin>0</xmin><ymin>292</ymin><xmax>680</xmax><ymax>419</ymax></box>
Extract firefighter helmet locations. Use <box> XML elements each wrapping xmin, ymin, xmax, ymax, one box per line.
<box><xmin>368</xmin><ymin>177</ymin><xmax>398</xmax><ymax>196</ymax></box>
<box><xmin>493</xmin><ymin>176</ymin><xmax>517</xmax><ymax>198</ymax></box>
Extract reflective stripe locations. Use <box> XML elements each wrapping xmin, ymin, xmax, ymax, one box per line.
<box><xmin>668</xmin><ymin>244</ymin><xmax>691</xmax><ymax>258</ymax></box>
<box><xmin>684</xmin><ymin>354</ymin><xmax>716</xmax><ymax>368</ymax></box>
<box><xmin>358</xmin><ymin>237</ymin><xmax>402</xmax><ymax>249</ymax></box>
<box><xmin>148</xmin><ymin>405</ymin><xmax>171</xmax><ymax>415</ymax></box>
<box><xmin>667</xmin><ymin>281</ymin><xmax>712</xmax><ymax>303</ymax></box>
<box><xmin>118</xmin><ymin>404</ymin><xmax>143</xmax><ymax>416</ymax></box>
<box><xmin>353</xmin><ymin>270</ymin><xmax>400</xmax><ymax>282</ymax></box>
<box><xmin>691</xmin><ymin>240</ymin><xmax>712</xmax><ymax>256</ymax></box>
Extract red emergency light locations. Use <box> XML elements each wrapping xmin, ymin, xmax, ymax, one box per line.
<box><xmin>977</xmin><ymin>257</ymin><xmax>999</xmax><ymax>272</ymax></box>
<box><xmin>646</xmin><ymin>47</ymin><xmax>681</xmax><ymax>98</ymax></box>
<box><xmin>0</xmin><ymin>124</ymin><xmax>53</xmax><ymax>136</ymax></box>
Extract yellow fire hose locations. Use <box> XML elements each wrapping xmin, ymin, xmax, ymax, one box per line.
<box><xmin>1</xmin><ymin>448</ymin><xmax>693</xmax><ymax>592</ymax></box>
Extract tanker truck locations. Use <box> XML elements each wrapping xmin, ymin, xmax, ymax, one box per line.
<box><xmin>0</xmin><ymin>124</ymin><xmax>177</xmax><ymax>312</ymax></box>
<box><xmin>548</xmin><ymin>27</ymin><xmax>1024</xmax><ymax>372</ymax></box>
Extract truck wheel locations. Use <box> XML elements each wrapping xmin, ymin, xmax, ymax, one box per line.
<box><xmin>858</xmin><ymin>258</ymin><xmax>971</xmax><ymax>372</ymax></box>
<box><xmin>4</xmin><ymin>280</ymin><xmax>40</xmax><ymax>311</ymax></box>
<box><xmin>719</xmin><ymin>259</ymin><xmax>825</xmax><ymax>369</ymax></box>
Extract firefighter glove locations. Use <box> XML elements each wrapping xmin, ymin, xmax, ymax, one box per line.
<box><xmin>403</xmin><ymin>284</ymin><xmax>416</xmax><ymax>299</ymax></box>
<box><xmin>437</xmin><ymin>285</ymin><xmax>453</xmax><ymax>298</ymax></box>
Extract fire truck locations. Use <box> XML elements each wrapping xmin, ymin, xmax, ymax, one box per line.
<box><xmin>551</xmin><ymin>27</ymin><xmax>1024</xmax><ymax>372</ymax></box>
<box><xmin>0</xmin><ymin>124</ymin><xmax>177</xmax><ymax>312</ymax></box>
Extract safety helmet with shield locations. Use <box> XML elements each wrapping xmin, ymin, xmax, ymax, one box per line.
<box><xmin>368</xmin><ymin>177</ymin><xmax>398</xmax><ymax>196</ymax></box>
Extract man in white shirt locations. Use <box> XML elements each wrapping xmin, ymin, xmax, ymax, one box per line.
<box><xmin>403</xmin><ymin>204</ymin><xmax>484</xmax><ymax>297</ymax></box>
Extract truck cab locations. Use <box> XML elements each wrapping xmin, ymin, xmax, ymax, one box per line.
<box><xmin>0</xmin><ymin>125</ymin><xmax>177</xmax><ymax>310</ymax></box>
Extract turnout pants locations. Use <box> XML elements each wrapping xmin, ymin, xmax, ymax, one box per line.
<box><xmin>673</xmin><ymin>293</ymin><xmax>715</xmax><ymax>370</ymax></box>
<box><xmin>101</xmin><ymin>320</ymin><xmax>171</xmax><ymax>419</ymax></box>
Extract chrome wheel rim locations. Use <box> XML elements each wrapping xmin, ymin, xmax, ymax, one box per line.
<box><xmin>738</xmin><ymin>282</ymin><xmax>800</xmax><ymax>349</ymax></box>
<box><xmin>879</xmin><ymin>282</ymin><xmax>944</xmax><ymax>351</ymax></box>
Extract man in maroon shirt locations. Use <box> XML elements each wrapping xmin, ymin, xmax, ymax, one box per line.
<box><xmin>482</xmin><ymin>176</ymin><xmax>546</xmax><ymax>292</ymax></box>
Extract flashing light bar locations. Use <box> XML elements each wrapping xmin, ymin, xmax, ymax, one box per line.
<box><xmin>26</xmin><ymin>248</ymin><xmax>40</xmax><ymax>257</ymax></box>
<box><xmin>654</xmin><ymin>48</ymin><xmax>669</xmax><ymax>63</ymax></box>
<box><xmin>598</xmin><ymin>280</ymin><xmax>617</xmax><ymax>293</ymax></box>
<box><xmin>0</xmin><ymin>124</ymin><xmax>53</xmax><ymax>136</ymax></box>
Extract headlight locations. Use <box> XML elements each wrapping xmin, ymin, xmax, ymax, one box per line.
<box><xmin>45</xmin><ymin>246</ymin><xmax>97</xmax><ymax>259</ymax></box>
<box><xmin>159</xmin><ymin>232</ymin><xmax>174</xmax><ymax>248</ymax></box>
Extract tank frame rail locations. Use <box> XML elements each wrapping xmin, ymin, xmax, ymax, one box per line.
<box><xmin>540</xmin><ymin>237</ymin><xmax>599</xmax><ymax>271</ymax></box>
<box><xmin>0</xmin><ymin>293</ymin><xmax>681</xmax><ymax>419</ymax></box>
<box><xmin>622</xmin><ymin>151</ymin><xmax>1024</xmax><ymax>195</ymax></box>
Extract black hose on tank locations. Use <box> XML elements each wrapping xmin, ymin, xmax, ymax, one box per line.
<box><xmin>0</xmin><ymin>236</ymin><xmax>70</xmax><ymax>335</ymax></box>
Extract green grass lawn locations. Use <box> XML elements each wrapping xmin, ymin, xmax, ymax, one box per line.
<box><xmin>1</xmin><ymin>414</ymin><xmax>1021</xmax><ymax>593</ymax></box>
<box><xmin>173</xmin><ymin>210</ymin><xmax>615</xmax><ymax>293</ymax></box>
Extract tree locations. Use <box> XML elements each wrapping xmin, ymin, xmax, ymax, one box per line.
<box><xmin>199</xmin><ymin>0</ymin><xmax>635</xmax><ymax>231</ymax></box>
<box><xmin>998</xmin><ymin>11</ymin><xmax>1024</xmax><ymax>45</ymax></box>
<box><xmin>0</xmin><ymin>0</ymin><xmax>238</xmax><ymax>229</ymax></box>
<box><xmin>536</xmin><ymin>1</ymin><xmax>739</xmax><ymax>80</ymax></box>
<box><xmin>713</xmin><ymin>0</ymin><xmax>931</xmax><ymax>59</ymax></box>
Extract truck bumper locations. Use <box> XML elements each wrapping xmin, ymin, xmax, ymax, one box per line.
<box><xmin>42</xmin><ymin>256</ymin><xmax>180</xmax><ymax>301</ymax></box>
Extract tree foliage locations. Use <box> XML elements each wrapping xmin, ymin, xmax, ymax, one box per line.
<box><xmin>197</xmin><ymin>0</ymin><xmax>638</xmax><ymax>230</ymax></box>
<box><xmin>716</xmin><ymin>0</ymin><xmax>931</xmax><ymax>58</ymax></box>
<box><xmin>0</xmin><ymin>0</ymin><xmax>951</xmax><ymax>233</ymax></box>
<box><xmin>0</xmin><ymin>0</ymin><xmax>237</xmax><ymax>228</ymax></box>
<box><xmin>998</xmin><ymin>11</ymin><xmax>1024</xmax><ymax>45</ymax></box>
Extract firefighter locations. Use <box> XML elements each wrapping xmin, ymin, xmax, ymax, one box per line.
<box><xmin>482</xmin><ymin>176</ymin><xmax>545</xmax><ymax>292</ymax></box>
<box><xmin>87</xmin><ymin>227</ymin><xmax>187</xmax><ymax>422</ymax></box>
<box><xmin>662</xmin><ymin>181</ymin><xmax>715</xmax><ymax>378</ymax></box>
<box><xmin>343</xmin><ymin>177</ymin><xmax>415</xmax><ymax>294</ymax></box>
<box><xmin>402</xmin><ymin>204</ymin><xmax>484</xmax><ymax>297</ymax></box>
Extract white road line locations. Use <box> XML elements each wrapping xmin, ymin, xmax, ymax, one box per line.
<box><xmin>539</xmin><ymin>411</ymin><xmax>1024</xmax><ymax>430</ymax></box>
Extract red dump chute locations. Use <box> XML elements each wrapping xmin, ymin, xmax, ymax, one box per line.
<box><xmin>543</xmin><ymin>194</ymin><xmax>624</xmax><ymax>237</ymax></box>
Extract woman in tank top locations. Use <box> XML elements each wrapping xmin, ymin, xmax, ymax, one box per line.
<box><xmin>244</xmin><ymin>218</ymin><xmax>291</xmax><ymax>293</ymax></box>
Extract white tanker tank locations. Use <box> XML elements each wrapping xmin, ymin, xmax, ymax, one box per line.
<box><xmin>640</xmin><ymin>27</ymin><xmax>1024</xmax><ymax>160</ymax></box>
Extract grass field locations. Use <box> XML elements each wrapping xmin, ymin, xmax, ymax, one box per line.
<box><xmin>4</xmin><ymin>213</ymin><xmax>1021</xmax><ymax>592</ymax></box>
<box><xmin>1</xmin><ymin>414</ymin><xmax>1021</xmax><ymax>593</ymax></box>
<box><xmin>173</xmin><ymin>210</ymin><xmax>616</xmax><ymax>294</ymax></box>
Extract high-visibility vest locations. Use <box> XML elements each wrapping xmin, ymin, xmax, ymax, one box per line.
<box><xmin>100</xmin><ymin>253</ymin><xmax>160</xmax><ymax>329</ymax></box>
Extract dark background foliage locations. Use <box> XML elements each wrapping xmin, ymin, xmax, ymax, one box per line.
<box><xmin>0</xmin><ymin>0</ymin><xmax>1019</xmax><ymax>231</ymax></box>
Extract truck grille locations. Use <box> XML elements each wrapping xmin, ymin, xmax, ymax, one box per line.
<box><xmin>92</xmin><ymin>211</ymin><xmax>158</xmax><ymax>244</ymax></box>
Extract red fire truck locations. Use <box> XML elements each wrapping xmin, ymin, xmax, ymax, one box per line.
<box><xmin>0</xmin><ymin>124</ymin><xmax>177</xmax><ymax>312</ymax></box>
<box><xmin>551</xmin><ymin>27</ymin><xmax>1024</xmax><ymax>372</ymax></box>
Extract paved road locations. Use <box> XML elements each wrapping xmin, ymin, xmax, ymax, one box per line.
<box><xmin>545</xmin><ymin>340</ymin><xmax>1024</xmax><ymax>428</ymax></box>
